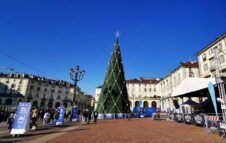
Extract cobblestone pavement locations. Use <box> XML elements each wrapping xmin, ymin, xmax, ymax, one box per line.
<box><xmin>0</xmin><ymin>122</ymin><xmax>80</xmax><ymax>143</ymax></box>
<box><xmin>48</xmin><ymin>118</ymin><xmax>225</xmax><ymax>143</ymax></box>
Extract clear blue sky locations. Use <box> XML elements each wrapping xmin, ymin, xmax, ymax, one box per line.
<box><xmin>0</xmin><ymin>0</ymin><xmax>226</xmax><ymax>95</ymax></box>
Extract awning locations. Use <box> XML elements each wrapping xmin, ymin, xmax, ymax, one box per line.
<box><xmin>172</xmin><ymin>78</ymin><xmax>216</xmax><ymax>97</ymax></box>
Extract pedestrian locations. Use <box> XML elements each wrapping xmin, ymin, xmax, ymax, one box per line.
<box><xmin>0</xmin><ymin>112</ymin><xmax>3</xmax><ymax>123</ymax></box>
<box><xmin>53</xmin><ymin>108</ymin><xmax>59</xmax><ymax>125</ymax></box>
<box><xmin>7</xmin><ymin>112</ymin><xmax>14</xmax><ymax>132</ymax></box>
<box><xmin>127</xmin><ymin>110</ymin><xmax>131</xmax><ymax>120</ymax></box>
<box><xmin>93</xmin><ymin>111</ymin><xmax>98</xmax><ymax>124</ymax></box>
<box><xmin>65</xmin><ymin>108</ymin><xmax>69</xmax><ymax>122</ymax></box>
<box><xmin>49</xmin><ymin>110</ymin><xmax>54</xmax><ymax>124</ymax></box>
<box><xmin>78</xmin><ymin>110</ymin><xmax>82</xmax><ymax>122</ymax></box>
<box><xmin>83</xmin><ymin>109</ymin><xmax>88</xmax><ymax>123</ymax></box>
<box><xmin>31</xmin><ymin>106</ymin><xmax>39</xmax><ymax>130</ymax></box>
<box><xmin>87</xmin><ymin>110</ymin><xmax>92</xmax><ymax>124</ymax></box>
<box><xmin>43</xmin><ymin>110</ymin><xmax>50</xmax><ymax>125</ymax></box>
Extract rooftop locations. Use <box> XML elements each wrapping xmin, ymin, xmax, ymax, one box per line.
<box><xmin>181</xmin><ymin>61</ymin><xmax>199</xmax><ymax>68</ymax></box>
<box><xmin>0</xmin><ymin>72</ymin><xmax>73</xmax><ymax>87</ymax></box>
<box><xmin>196</xmin><ymin>32</ymin><xmax>226</xmax><ymax>56</ymax></box>
<box><xmin>126</xmin><ymin>77</ymin><xmax>161</xmax><ymax>84</ymax></box>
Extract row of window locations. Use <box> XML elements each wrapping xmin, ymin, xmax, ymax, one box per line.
<box><xmin>129</xmin><ymin>88</ymin><xmax>156</xmax><ymax>92</ymax></box>
<box><xmin>202</xmin><ymin>43</ymin><xmax>223</xmax><ymax>62</ymax></box>
<box><xmin>29</xmin><ymin>85</ymin><xmax>69</xmax><ymax>94</ymax></box>
<box><xmin>28</xmin><ymin>93</ymin><xmax>68</xmax><ymax>100</ymax></box>
<box><xmin>203</xmin><ymin>55</ymin><xmax>225</xmax><ymax>71</ymax></box>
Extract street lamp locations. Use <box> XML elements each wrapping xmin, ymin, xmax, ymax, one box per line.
<box><xmin>70</xmin><ymin>65</ymin><xmax>85</xmax><ymax>106</ymax></box>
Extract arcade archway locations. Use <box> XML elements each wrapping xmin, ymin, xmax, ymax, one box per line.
<box><xmin>135</xmin><ymin>101</ymin><xmax>139</xmax><ymax>107</ymax></box>
<box><xmin>5</xmin><ymin>98</ymin><xmax>13</xmax><ymax>105</ymax></box>
<box><xmin>143</xmin><ymin>101</ymin><xmax>149</xmax><ymax>108</ymax></box>
<box><xmin>151</xmin><ymin>101</ymin><xmax>157</xmax><ymax>108</ymax></box>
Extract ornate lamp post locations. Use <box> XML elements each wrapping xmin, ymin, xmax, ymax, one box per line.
<box><xmin>70</xmin><ymin>65</ymin><xmax>85</xmax><ymax>106</ymax></box>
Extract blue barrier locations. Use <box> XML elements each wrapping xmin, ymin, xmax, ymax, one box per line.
<box><xmin>115</xmin><ymin>113</ymin><xmax>124</xmax><ymax>119</ymax></box>
<box><xmin>145</xmin><ymin>107</ymin><xmax>156</xmax><ymax>117</ymax></box>
<box><xmin>104</xmin><ymin>114</ymin><xmax>115</xmax><ymax>119</ymax></box>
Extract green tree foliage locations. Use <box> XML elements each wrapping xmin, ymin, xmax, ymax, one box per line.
<box><xmin>96</xmin><ymin>38</ymin><xmax>130</xmax><ymax>113</ymax></box>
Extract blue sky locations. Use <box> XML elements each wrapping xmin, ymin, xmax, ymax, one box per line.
<box><xmin>0</xmin><ymin>0</ymin><xmax>226</xmax><ymax>95</ymax></box>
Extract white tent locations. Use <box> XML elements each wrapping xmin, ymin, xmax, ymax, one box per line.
<box><xmin>172</xmin><ymin>78</ymin><xmax>216</xmax><ymax>97</ymax></box>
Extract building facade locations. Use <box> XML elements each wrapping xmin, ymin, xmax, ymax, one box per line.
<box><xmin>95</xmin><ymin>78</ymin><xmax>161</xmax><ymax>110</ymax></box>
<box><xmin>126</xmin><ymin>78</ymin><xmax>161</xmax><ymax>110</ymax></box>
<box><xmin>95</xmin><ymin>61</ymin><xmax>200</xmax><ymax>111</ymax></box>
<box><xmin>95</xmin><ymin>32</ymin><xmax>226</xmax><ymax>113</ymax></box>
<box><xmin>197</xmin><ymin>33</ymin><xmax>226</xmax><ymax>78</ymax></box>
<box><xmin>0</xmin><ymin>73</ymin><xmax>75</xmax><ymax>111</ymax></box>
<box><xmin>159</xmin><ymin>61</ymin><xmax>200</xmax><ymax>111</ymax></box>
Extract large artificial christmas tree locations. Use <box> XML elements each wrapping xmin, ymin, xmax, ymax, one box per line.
<box><xmin>96</xmin><ymin>35</ymin><xmax>129</xmax><ymax>114</ymax></box>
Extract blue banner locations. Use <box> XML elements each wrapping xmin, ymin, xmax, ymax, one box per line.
<box><xmin>138</xmin><ymin>100</ymin><xmax>142</xmax><ymax>108</ymax></box>
<box><xmin>11</xmin><ymin>102</ymin><xmax>31</xmax><ymax>135</ymax></box>
<box><xmin>56</xmin><ymin>105</ymin><xmax>65</xmax><ymax>125</ymax></box>
<box><xmin>133</xmin><ymin>107</ymin><xmax>141</xmax><ymax>114</ymax></box>
<box><xmin>208</xmin><ymin>82</ymin><xmax>218</xmax><ymax>116</ymax></box>
<box><xmin>71</xmin><ymin>106</ymin><xmax>78</xmax><ymax>122</ymax></box>
<box><xmin>162</xmin><ymin>97</ymin><xmax>165</xmax><ymax>111</ymax></box>
<box><xmin>145</xmin><ymin>107</ymin><xmax>156</xmax><ymax>117</ymax></box>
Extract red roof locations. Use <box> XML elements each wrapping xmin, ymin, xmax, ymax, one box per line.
<box><xmin>181</xmin><ymin>61</ymin><xmax>199</xmax><ymax>68</ymax></box>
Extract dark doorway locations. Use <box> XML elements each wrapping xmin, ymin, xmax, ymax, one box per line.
<box><xmin>5</xmin><ymin>98</ymin><xmax>13</xmax><ymax>105</ymax></box>
<box><xmin>55</xmin><ymin>102</ymin><xmax>60</xmax><ymax>108</ymax></box>
<box><xmin>151</xmin><ymin>101</ymin><xmax>157</xmax><ymax>108</ymax></box>
<box><xmin>135</xmin><ymin>101</ymin><xmax>139</xmax><ymax>107</ymax></box>
<box><xmin>143</xmin><ymin>101</ymin><xmax>149</xmax><ymax>108</ymax></box>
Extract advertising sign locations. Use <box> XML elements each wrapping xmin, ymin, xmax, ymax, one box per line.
<box><xmin>194</xmin><ymin>114</ymin><xmax>204</xmax><ymax>126</ymax></box>
<box><xmin>184</xmin><ymin>114</ymin><xmax>193</xmax><ymax>123</ymax></box>
<box><xmin>176</xmin><ymin>113</ymin><xmax>183</xmax><ymax>122</ymax></box>
<box><xmin>56</xmin><ymin>105</ymin><xmax>65</xmax><ymax>125</ymax></box>
<box><xmin>71</xmin><ymin>106</ymin><xmax>78</xmax><ymax>122</ymax></box>
<box><xmin>10</xmin><ymin>102</ymin><xmax>31</xmax><ymax>135</ymax></box>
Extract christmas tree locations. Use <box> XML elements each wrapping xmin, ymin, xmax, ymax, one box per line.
<box><xmin>96</xmin><ymin>34</ymin><xmax>129</xmax><ymax>114</ymax></box>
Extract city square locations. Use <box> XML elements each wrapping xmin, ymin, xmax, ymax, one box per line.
<box><xmin>0</xmin><ymin>119</ymin><xmax>225</xmax><ymax>143</ymax></box>
<box><xmin>1</xmin><ymin>0</ymin><xmax>226</xmax><ymax>143</ymax></box>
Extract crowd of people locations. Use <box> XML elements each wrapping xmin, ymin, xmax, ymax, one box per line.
<box><xmin>1</xmin><ymin>106</ymin><xmax>99</xmax><ymax>132</ymax></box>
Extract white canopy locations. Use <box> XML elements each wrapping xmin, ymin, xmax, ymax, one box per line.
<box><xmin>171</xmin><ymin>78</ymin><xmax>216</xmax><ymax>97</ymax></box>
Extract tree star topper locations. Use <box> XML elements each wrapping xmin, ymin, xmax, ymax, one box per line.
<box><xmin>115</xmin><ymin>31</ymin><xmax>121</xmax><ymax>38</ymax></box>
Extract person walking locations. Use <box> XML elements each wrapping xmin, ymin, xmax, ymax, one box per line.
<box><xmin>31</xmin><ymin>106</ymin><xmax>39</xmax><ymax>130</ymax></box>
<box><xmin>87</xmin><ymin>110</ymin><xmax>92</xmax><ymax>124</ymax></box>
<box><xmin>83</xmin><ymin>109</ymin><xmax>88</xmax><ymax>123</ymax></box>
<box><xmin>7</xmin><ymin>113</ymin><xmax>14</xmax><ymax>132</ymax></box>
<box><xmin>93</xmin><ymin>111</ymin><xmax>98</xmax><ymax>124</ymax></box>
<box><xmin>43</xmin><ymin>111</ymin><xmax>50</xmax><ymax>125</ymax></box>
